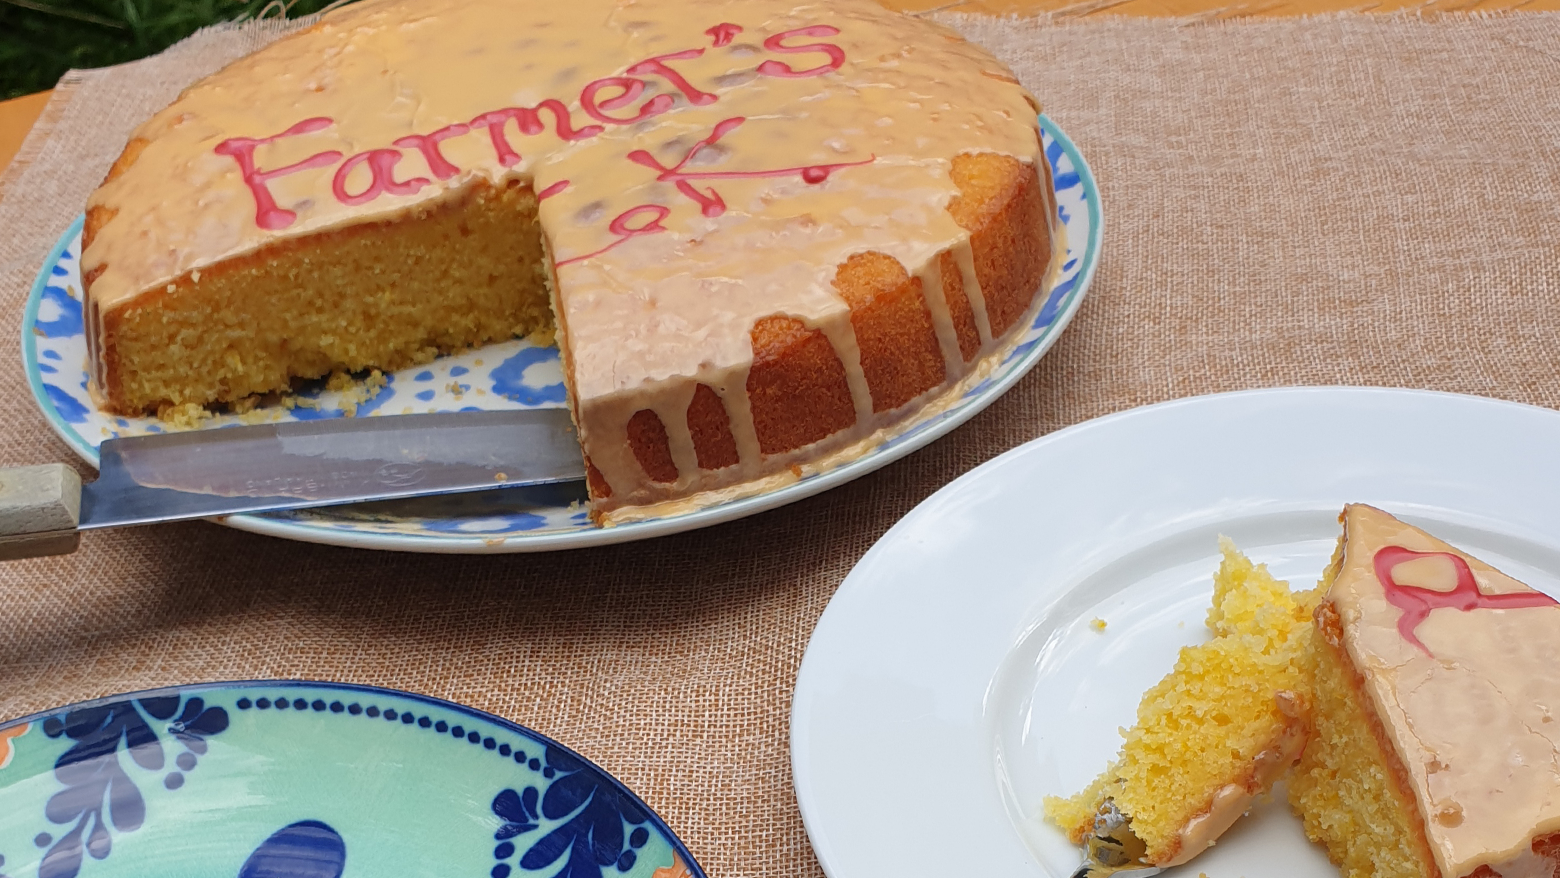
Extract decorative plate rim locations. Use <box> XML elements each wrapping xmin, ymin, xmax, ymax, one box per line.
<box><xmin>0</xmin><ymin>677</ymin><xmax>708</xmax><ymax>878</ymax></box>
<box><xmin>22</xmin><ymin>114</ymin><xmax>1102</xmax><ymax>553</ymax></box>
<box><xmin>22</xmin><ymin>212</ymin><xmax>89</xmax><ymax>464</ymax></box>
<box><xmin>789</xmin><ymin>385</ymin><xmax>1560</xmax><ymax>878</ymax></box>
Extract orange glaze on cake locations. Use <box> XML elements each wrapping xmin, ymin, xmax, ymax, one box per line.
<box><xmin>1300</xmin><ymin>505</ymin><xmax>1560</xmax><ymax>878</ymax></box>
<box><xmin>82</xmin><ymin>0</ymin><xmax>1059</xmax><ymax>523</ymax></box>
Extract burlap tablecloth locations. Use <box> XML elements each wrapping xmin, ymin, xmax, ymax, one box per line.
<box><xmin>3</xmin><ymin>11</ymin><xmax>1560</xmax><ymax>875</ymax></box>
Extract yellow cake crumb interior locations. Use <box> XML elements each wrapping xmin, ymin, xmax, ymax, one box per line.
<box><xmin>102</xmin><ymin>179</ymin><xmax>553</xmax><ymax>413</ymax></box>
<box><xmin>1043</xmin><ymin>540</ymin><xmax>1319</xmax><ymax>865</ymax></box>
<box><xmin>1287</xmin><ymin>544</ymin><xmax>1436</xmax><ymax>878</ymax></box>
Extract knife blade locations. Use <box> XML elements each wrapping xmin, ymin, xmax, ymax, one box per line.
<box><xmin>0</xmin><ymin>409</ymin><xmax>586</xmax><ymax>559</ymax></box>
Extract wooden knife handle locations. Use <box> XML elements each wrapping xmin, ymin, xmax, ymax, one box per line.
<box><xmin>0</xmin><ymin>464</ymin><xmax>82</xmax><ymax>560</ymax></box>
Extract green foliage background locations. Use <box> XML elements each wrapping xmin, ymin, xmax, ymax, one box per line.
<box><xmin>0</xmin><ymin>0</ymin><xmax>359</xmax><ymax>100</ymax></box>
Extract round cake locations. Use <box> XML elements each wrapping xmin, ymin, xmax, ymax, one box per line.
<box><xmin>81</xmin><ymin>0</ymin><xmax>1060</xmax><ymax>523</ymax></box>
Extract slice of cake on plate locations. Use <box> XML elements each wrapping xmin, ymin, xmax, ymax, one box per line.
<box><xmin>1044</xmin><ymin>540</ymin><xmax>1319</xmax><ymax>870</ymax></box>
<box><xmin>1291</xmin><ymin>504</ymin><xmax>1560</xmax><ymax>878</ymax></box>
<box><xmin>1051</xmin><ymin>505</ymin><xmax>1560</xmax><ymax>878</ymax></box>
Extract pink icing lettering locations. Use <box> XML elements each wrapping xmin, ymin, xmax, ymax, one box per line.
<box><xmin>625</xmin><ymin>49</ymin><xmax>717</xmax><ymax>106</ymax></box>
<box><xmin>214</xmin><ymin>116</ymin><xmax>344</xmax><ymax>230</ymax></box>
<box><xmin>706</xmin><ymin>23</ymin><xmax>743</xmax><ymax>47</ymax></box>
<box><xmin>580</xmin><ymin>77</ymin><xmax>674</xmax><ymax>125</ymax></box>
<box><xmin>555</xmin><ymin>204</ymin><xmax>670</xmax><ymax>268</ymax></box>
<box><xmin>1374</xmin><ymin>545</ymin><xmax>1559</xmax><ymax>656</ymax></box>
<box><xmin>609</xmin><ymin>204</ymin><xmax>671</xmax><ymax>237</ymax></box>
<box><xmin>331</xmin><ymin>149</ymin><xmax>430</xmax><ymax>206</ymax></box>
<box><xmin>756</xmin><ymin>25</ymin><xmax>845</xmax><ymax>78</ymax></box>
<box><xmin>537</xmin><ymin>180</ymin><xmax>570</xmax><ymax>200</ymax></box>
<box><xmin>392</xmin><ymin>123</ymin><xmax>470</xmax><ymax>180</ymax></box>
<box><xmin>625</xmin><ymin>116</ymin><xmax>874</xmax><ymax>217</ymax></box>
<box><xmin>471</xmin><ymin>102</ymin><xmax>605</xmax><ymax>166</ymax></box>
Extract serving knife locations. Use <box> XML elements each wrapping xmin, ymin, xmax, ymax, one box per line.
<box><xmin>0</xmin><ymin>409</ymin><xmax>585</xmax><ymax>560</ymax></box>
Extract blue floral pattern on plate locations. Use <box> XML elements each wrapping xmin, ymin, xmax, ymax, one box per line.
<box><xmin>0</xmin><ymin>683</ymin><xmax>703</xmax><ymax>878</ymax></box>
<box><xmin>21</xmin><ymin>116</ymin><xmax>1101</xmax><ymax>553</ymax></box>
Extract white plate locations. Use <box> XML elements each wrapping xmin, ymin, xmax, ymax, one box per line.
<box><xmin>790</xmin><ymin>386</ymin><xmax>1560</xmax><ymax>878</ymax></box>
<box><xmin>22</xmin><ymin>116</ymin><xmax>1100</xmax><ymax>553</ymax></box>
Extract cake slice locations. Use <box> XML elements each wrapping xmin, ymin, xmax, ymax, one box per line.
<box><xmin>1289</xmin><ymin>504</ymin><xmax>1560</xmax><ymax>878</ymax></box>
<box><xmin>1044</xmin><ymin>541</ymin><xmax>1319</xmax><ymax>869</ymax></box>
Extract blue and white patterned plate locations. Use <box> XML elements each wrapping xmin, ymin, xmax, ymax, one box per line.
<box><xmin>0</xmin><ymin>681</ymin><xmax>704</xmax><ymax>878</ymax></box>
<box><xmin>22</xmin><ymin>115</ymin><xmax>1101</xmax><ymax>553</ymax></box>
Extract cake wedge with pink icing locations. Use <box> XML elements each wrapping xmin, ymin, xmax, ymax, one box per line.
<box><xmin>1291</xmin><ymin>504</ymin><xmax>1560</xmax><ymax>878</ymax></box>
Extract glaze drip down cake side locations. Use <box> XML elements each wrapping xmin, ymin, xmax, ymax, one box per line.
<box><xmin>1048</xmin><ymin>505</ymin><xmax>1560</xmax><ymax>878</ymax></box>
<box><xmin>80</xmin><ymin>0</ymin><xmax>1061</xmax><ymax>524</ymax></box>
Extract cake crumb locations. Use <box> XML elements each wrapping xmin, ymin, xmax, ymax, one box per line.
<box><xmin>229</xmin><ymin>395</ymin><xmax>262</xmax><ymax>415</ymax></box>
<box><xmin>157</xmin><ymin>401</ymin><xmax>214</xmax><ymax>428</ymax></box>
<box><xmin>325</xmin><ymin>370</ymin><xmax>356</xmax><ymax>392</ymax></box>
<box><xmin>525</xmin><ymin>326</ymin><xmax>557</xmax><ymax>347</ymax></box>
<box><xmin>337</xmin><ymin>369</ymin><xmax>388</xmax><ymax>417</ymax></box>
<box><xmin>1089</xmin><ymin>618</ymin><xmax>1107</xmax><ymax>632</ymax></box>
<box><xmin>446</xmin><ymin>381</ymin><xmax>466</xmax><ymax>398</ymax></box>
<box><xmin>237</xmin><ymin>408</ymin><xmax>273</xmax><ymax>425</ymax></box>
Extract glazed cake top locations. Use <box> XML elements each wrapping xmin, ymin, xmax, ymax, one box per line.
<box><xmin>83</xmin><ymin>0</ymin><xmax>1043</xmax><ymax>413</ymax></box>
<box><xmin>1328</xmin><ymin>504</ymin><xmax>1560</xmax><ymax>878</ymax></box>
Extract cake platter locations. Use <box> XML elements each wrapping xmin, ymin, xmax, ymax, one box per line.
<box><xmin>790</xmin><ymin>386</ymin><xmax>1560</xmax><ymax>878</ymax></box>
<box><xmin>20</xmin><ymin>115</ymin><xmax>1100</xmax><ymax>554</ymax></box>
<box><xmin>0</xmin><ymin>680</ymin><xmax>704</xmax><ymax>878</ymax></box>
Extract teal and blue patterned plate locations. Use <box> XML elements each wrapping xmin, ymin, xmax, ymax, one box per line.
<box><xmin>21</xmin><ymin>115</ymin><xmax>1101</xmax><ymax>553</ymax></box>
<box><xmin>0</xmin><ymin>681</ymin><xmax>703</xmax><ymax>878</ymax></box>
